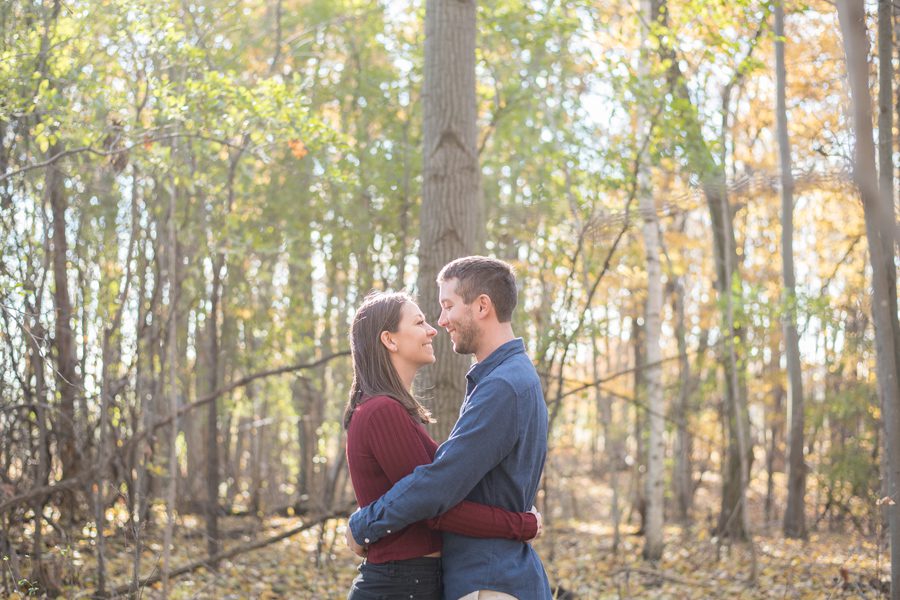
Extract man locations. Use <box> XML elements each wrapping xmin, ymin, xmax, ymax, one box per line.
<box><xmin>347</xmin><ymin>256</ymin><xmax>552</xmax><ymax>600</ymax></box>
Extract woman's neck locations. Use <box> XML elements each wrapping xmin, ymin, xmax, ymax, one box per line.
<box><xmin>393</xmin><ymin>357</ymin><xmax>416</xmax><ymax>391</ymax></box>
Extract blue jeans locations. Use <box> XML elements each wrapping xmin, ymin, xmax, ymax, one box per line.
<box><xmin>347</xmin><ymin>556</ymin><xmax>442</xmax><ymax>600</ymax></box>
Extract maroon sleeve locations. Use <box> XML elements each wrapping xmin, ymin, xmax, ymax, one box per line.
<box><xmin>426</xmin><ymin>501</ymin><xmax>538</xmax><ymax>541</ymax></box>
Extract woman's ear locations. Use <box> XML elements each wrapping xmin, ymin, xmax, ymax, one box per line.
<box><xmin>380</xmin><ymin>330</ymin><xmax>396</xmax><ymax>352</ymax></box>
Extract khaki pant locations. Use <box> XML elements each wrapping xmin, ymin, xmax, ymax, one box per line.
<box><xmin>458</xmin><ymin>592</ymin><xmax>518</xmax><ymax>600</ymax></box>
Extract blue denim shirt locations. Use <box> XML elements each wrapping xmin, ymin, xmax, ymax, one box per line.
<box><xmin>349</xmin><ymin>338</ymin><xmax>552</xmax><ymax>600</ymax></box>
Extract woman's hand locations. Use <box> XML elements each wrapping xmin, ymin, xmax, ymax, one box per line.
<box><xmin>527</xmin><ymin>505</ymin><xmax>543</xmax><ymax>542</ymax></box>
<box><xmin>344</xmin><ymin>519</ymin><xmax>368</xmax><ymax>557</ymax></box>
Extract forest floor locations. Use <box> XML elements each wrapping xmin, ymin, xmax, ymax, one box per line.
<box><xmin>10</xmin><ymin>466</ymin><xmax>890</xmax><ymax>599</ymax></box>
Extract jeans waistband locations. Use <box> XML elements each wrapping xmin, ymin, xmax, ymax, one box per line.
<box><xmin>366</xmin><ymin>556</ymin><xmax>442</xmax><ymax>572</ymax></box>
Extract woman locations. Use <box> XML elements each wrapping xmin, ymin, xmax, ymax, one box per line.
<box><xmin>344</xmin><ymin>291</ymin><xmax>539</xmax><ymax>600</ymax></box>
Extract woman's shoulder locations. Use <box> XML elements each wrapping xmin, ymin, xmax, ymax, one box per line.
<box><xmin>355</xmin><ymin>394</ymin><xmax>404</xmax><ymax>417</ymax></box>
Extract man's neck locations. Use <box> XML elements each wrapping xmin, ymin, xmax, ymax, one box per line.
<box><xmin>474</xmin><ymin>323</ymin><xmax>515</xmax><ymax>362</ymax></box>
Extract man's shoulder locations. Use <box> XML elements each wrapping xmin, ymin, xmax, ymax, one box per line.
<box><xmin>489</xmin><ymin>352</ymin><xmax>541</xmax><ymax>388</ymax></box>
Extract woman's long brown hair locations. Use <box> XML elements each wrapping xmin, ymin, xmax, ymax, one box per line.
<box><xmin>342</xmin><ymin>291</ymin><xmax>433</xmax><ymax>429</ymax></box>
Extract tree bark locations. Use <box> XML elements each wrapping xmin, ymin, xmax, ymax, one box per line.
<box><xmin>205</xmin><ymin>253</ymin><xmax>224</xmax><ymax>563</ymax></box>
<box><xmin>638</xmin><ymin>0</ymin><xmax>665</xmax><ymax>561</ymax></box>
<box><xmin>415</xmin><ymin>0</ymin><xmax>484</xmax><ymax>442</ymax></box>
<box><xmin>630</xmin><ymin>314</ymin><xmax>647</xmax><ymax>533</ymax></box>
<box><xmin>836</xmin><ymin>2</ymin><xmax>900</xmax><ymax>596</ymax></box>
<box><xmin>162</xmin><ymin>178</ymin><xmax>180</xmax><ymax>597</ymax></box>
<box><xmin>47</xmin><ymin>143</ymin><xmax>82</xmax><ymax>523</ymax></box>
<box><xmin>776</xmin><ymin>0</ymin><xmax>807</xmax><ymax>540</ymax></box>
<box><xmin>671</xmin><ymin>277</ymin><xmax>694</xmax><ymax>522</ymax></box>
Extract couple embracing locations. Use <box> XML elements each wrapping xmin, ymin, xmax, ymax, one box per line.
<box><xmin>343</xmin><ymin>256</ymin><xmax>553</xmax><ymax>600</ymax></box>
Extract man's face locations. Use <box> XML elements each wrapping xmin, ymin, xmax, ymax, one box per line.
<box><xmin>437</xmin><ymin>278</ymin><xmax>480</xmax><ymax>355</ymax></box>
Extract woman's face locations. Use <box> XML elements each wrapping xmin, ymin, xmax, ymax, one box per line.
<box><xmin>385</xmin><ymin>301</ymin><xmax>437</xmax><ymax>369</ymax></box>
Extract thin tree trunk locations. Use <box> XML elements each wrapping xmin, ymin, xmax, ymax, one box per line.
<box><xmin>608</xmin><ymin>326</ymin><xmax>627</xmax><ymax>554</ymax></box>
<box><xmin>720</xmin><ymin>189</ymin><xmax>757</xmax><ymax>580</ymax></box>
<box><xmin>776</xmin><ymin>0</ymin><xmax>807</xmax><ymax>540</ymax></box>
<box><xmin>205</xmin><ymin>255</ymin><xmax>223</xmax><ymax>562</ymax></box>
<box><xmin>765</xmin><ymin>380</ymin><xmax>784</xmax><ymax>526</ymax></box>
<box><xmin>48</xmin><ymin>143</ymin><xmax>81</xmax><ymax>522</ymax></box>
<box><xmin>671</xmin><ymin>277</ymin><xmax>694</xmax><ymax>522</ymax></box>
<box><xmin>27</xmin><ymin>294</ymin><xmax>53</xmax><ymax>593</ymax></box>
<box><xmin>162</xmin><ymin>180</ymin><xmax>180</xmax><ymax>598</ymax></box>
<box><xmin>630</xmin><ymin>314</ymin><xmax>647</xmax><ymax>533</ymax></box>
<box><xmin>638</xmin><ymin>0</ymin><xmax>665</xmax><ymax>561</ymax></box>
<box><xmin>415</xmin><ymin>0</ymin><xmax>484</xmax><ymax>442</ymax></box>
<box><xmin>93</xmin><ymin>331</ymin><xmax>113</xmax><ymax>599</ymax></box>
<box><xmin>131</xmin><ymin>225</ymin><xmax>150</xmax><ymax>596</ymax></box>
<box><xmin>590</xmin><ymin>306</ymin><xmax>608</xmax><ymax>473</ymax></box>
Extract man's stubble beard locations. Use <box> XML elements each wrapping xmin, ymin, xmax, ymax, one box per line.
<box><xmin>451</xmin><ymin>313</ymin><xmax>480</xmax><ymax>356</ymax></box>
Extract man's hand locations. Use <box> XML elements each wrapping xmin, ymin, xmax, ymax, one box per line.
<box><xmin>527</xmin><ymin>505</ymin><xmax>543</xmax><ymax>542</ymax></box>
<box><xmin>344</xmin><ymin>522</ymin><xmax>367</xmax><ymax>557</ymax></box>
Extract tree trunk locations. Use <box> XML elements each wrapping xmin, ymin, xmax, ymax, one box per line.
<box><xmin>776</xmin><ymin>0</ymin><xmax>807</xmax><ymax>540</ymax></box>
<box><xmin>162</xmin><ymin>177</ymin><xmax>180</xmax><ymax>597</ymax></box>
<box><xmin>607</xmin><ymin>329</ymin><xmax>624</xmax><ymax>554</ymax></box>
<box><xmin>47</xmin><ymin>144</ymin><xmax>81</xmax><ymax>522</ymax></box>
<box><xmin>836</xmin><ymin>2</ymin><xmax>900</xmax><ymax>596</ymax></box>
<box><xmin>26</xmin><ymin>290</ymin><xmax>53</xmax><ymax>593</ymax></box>
<box><xmin>205</xmin><ymin>254</ymin><xmax>224</xmax><ymax>563</ymax></box>
<box><xmin>629</xmin><ymin>314</ymin><xmax>647</xmax><ymax>533</ymax></box>
<box><xmin>638</xmin><ymin>0</ymin><xmax>665</xmax><ymax>561</ymax></box>
<box><xmin>765</xmin><ymin>384</ymin><xmax>784</xmax><ymax>526</ymax></box>
<box><xmin>415</xmin><ymin>0</ymin><xmax>484</xmax><ymax>442</ymax></box>
<box><xmin>131</xmin><ymin>211</ymin><xmax>152</xmax><ymax>596</ymax></box>
<box><xmin>671</xmin><ymin>277</ymin><xmax>694</xmax><ymax>522</ymax></box>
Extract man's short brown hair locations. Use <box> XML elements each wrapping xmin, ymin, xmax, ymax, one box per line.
<box><xmin>438</xmin><ymin>256</ymin><xmax>518</xmax><ymax>323</ymax></box>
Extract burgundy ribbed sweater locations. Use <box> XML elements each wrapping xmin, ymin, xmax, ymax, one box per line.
<box><xmin>346</xmin><ymin>395</ymin><xmax>537</xmax><ymax>564</ymax></box>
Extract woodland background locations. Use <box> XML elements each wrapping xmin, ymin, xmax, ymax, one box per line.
<box><xmin>1</xmin><ymin>0</ymin><xmax>899</xmax><ymax>597</ymax></box>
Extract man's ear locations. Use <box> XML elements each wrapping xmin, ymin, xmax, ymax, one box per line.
<box><xmin>474</xmin><ymin>294</ymin><xmax>493</xmax><ymax>319</ymax></box>
<box><xmin>380</xmin><ymin>330</ymin><xmax>396</xmax><ymax>351</ymax></box>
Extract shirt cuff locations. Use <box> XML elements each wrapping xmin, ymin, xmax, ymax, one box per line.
<box><xmin>349</xmin><ymin>510</ymin><xmax>369</xmax><ymax>546</ymax></box>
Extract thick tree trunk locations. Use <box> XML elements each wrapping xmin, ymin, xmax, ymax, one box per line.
<box><xmin>776</xmin><ymin>0</ymin><xmax>807</xmax><ymax>540</ymax></box>
<box><xmin>836</xmin><ymin>2</ymin><xmax>900</xmax><ymax>597</ymax></box>
<box><xmin>415</xmin><ymin>0</ymin><xmax>484</xmax><ymax>442</ymax></box>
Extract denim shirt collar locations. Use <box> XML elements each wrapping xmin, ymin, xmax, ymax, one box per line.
<box><xmin>466</xmin><ymin>338</ymin><xmax>526</xmax><ymax>388</ymax></box>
